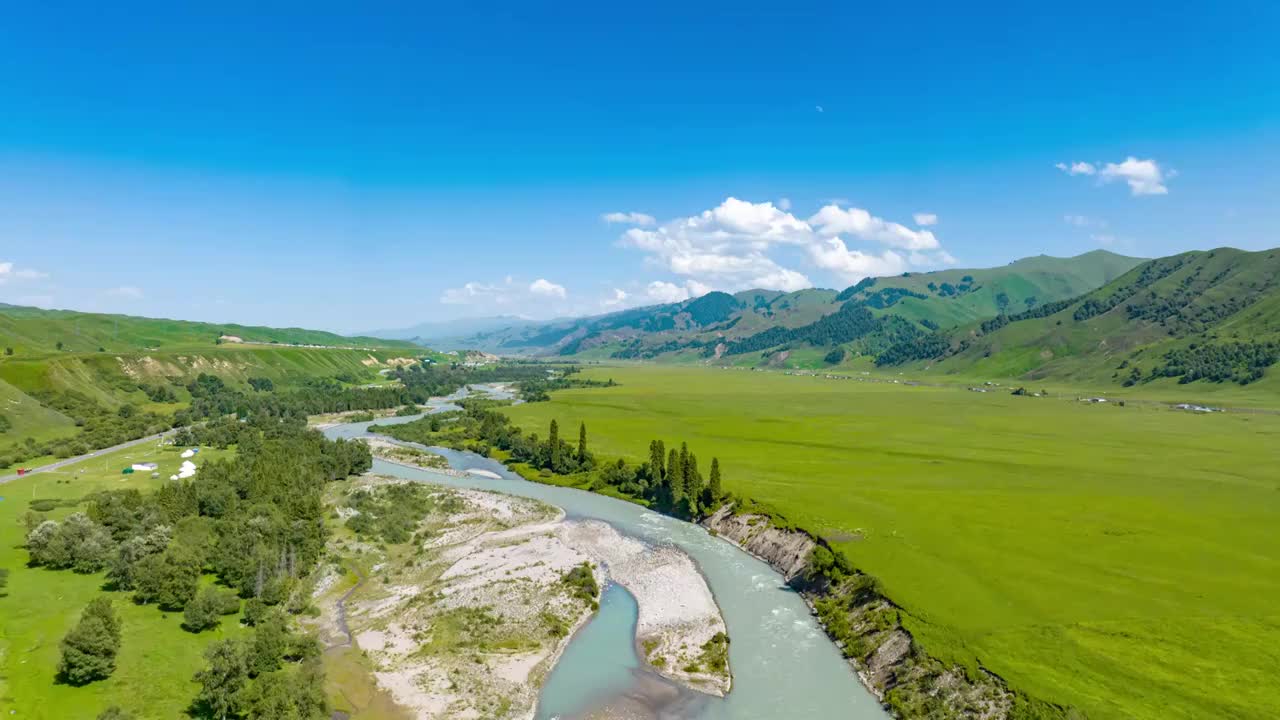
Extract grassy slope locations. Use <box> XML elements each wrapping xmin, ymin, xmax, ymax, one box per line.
<box><xmin>0</xmin><ymin>442</ymin><xmax>242</xmax><ymax>719</ymax></box>
<box><xmin>503</xmin><ymin>365</ymin><xmax>1280</xmax><ymax>720</ymax></box>
<box><xmin>0</xmin><ymin>378</ymin><xmax>75</xmax><ymax>441</ymax></box>
<box><xmin>0</xmin><ymin>345</ymin><xmax>422</xmax><ymax>456</ymax></box>
<box><xmin>0</xmin><ymin>303</ymin><xmax>416</xmax><ymax>355</ymax></box>
<box><xmin>843</xmin><ymin>250</ymin><xmax>1144</xmax><ymax>328</ymax></box>
<box><xmin>912</xmin><ymin>248</ymin><xmax>1280</xmax><ymax>404</ymax></box>
<box><xmin>737</xmin><ymin>288</ymin><xmax>841</xmax><ymax>330</ymax></box>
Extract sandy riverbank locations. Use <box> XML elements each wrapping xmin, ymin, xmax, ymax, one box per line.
<box><xmin>362</xmin><ymin>437</ymin><xmax>453</xmax><ymax>470</ymax></box>
<box><xmin>559</xmin><ymin>520</ymin><xmax>732</xmax><ymax>697</ymax></box>
<box><xmin>364</xmin><ymin>438</ymin><xmax>510</xmax><ymax>482</ymax></box>
<box><xmin>309</xmin><ymin>407</ymin><xmax>421</xmax><ymax>430</ymax></box>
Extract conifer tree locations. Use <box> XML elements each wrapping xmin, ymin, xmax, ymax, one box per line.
<box><xmin>577</xmin><ymin>422</ymin><xmax>588</xmax><ymax>463</ymax></box>
<box><xmin>649</xmin><ymin>440</ymin><xmax>666</xmax><ymax>484</ymax></box>
<box><xmin>59</xmin><ymin>597</ymin><xmax>121</xmax><ymax>685</ymax></box>
<box><xmin>667</xmin><ymin>447</ymin><xmax>683</xmax><ymax>506</ymax></box>
<box><xmin>548</xmin><ymin>419</ymin><xmax>560</xmax><ymax>471</ymax></box>
<box><xmin>706</xmin><ymin>457</ymin><xmax>723</xmax><ymax>507</ymax></box>
<box><xmin>685</xmin><ymin>452</ymin><xmax>703</xmax><ymax>515</ymax></box>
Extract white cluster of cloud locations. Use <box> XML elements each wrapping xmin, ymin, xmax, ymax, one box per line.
<box><xmin>441</xmin><ymin>276</ymin><xmax>570</xmax><ymax>307</ymax></box>
<box><xmin>616</xmin><ymin>197</ymin><xmax>955</xmax><ymax>294</ymax></box>
<box><xmin>0</xmin><ymin>261</ymin><xmax>48</xmax><ymax>284</ymax></box>
<box><xmin>440</xmin><ymin>281</ymin><xmax>504</xmax><ymax>306</ymax></box>
<box><xmin>1063</xmin><ymin>214</ymin><xmax>1106</xmax><ymax>228</ymax></box>
<box><xmin>601</xmin><ymin>211</ymin><xmax>656</xmax><ymax>226</ymax></box>
<box><xmin>1055</xmin><ymin>161</ymin><xmax>1097</xmax><ymax>177</ymax></box>
<box><xmin>1057</xmin><ymin>156</ymin><xmax>1172</xmax><ymax>196</ymax></box>
<box><xmin>528</xmin><ymin>278</ymin><xmax>566</xmax><ymax>299</ymax></box>
<box><xmin>810</xmin><ymin>205</ymin><xmax>939</xmax><ymax>250</ymax></box>
<box><xmin>106</xmin><ymin>285</ymin><xmax>144</xmax><ymax>299</ymax></box>
<box><xmin>643</xmin><ymin>279</ymin><xmax>715</xmax><ymax>304</ymax></box>
<box><xmin>442</xmin><ymin>198</ymin><xmax>955</xmax><ymax>318</ymax></box>
<box><xmin>602</xmin><ymin>288</ymin><xmax>629</xmax><ymax>307</ymax></box>
<box><xmin>1100</xmin><ymin>157</ymin><xmax>1172</xmax><ymax>196</ymax></box>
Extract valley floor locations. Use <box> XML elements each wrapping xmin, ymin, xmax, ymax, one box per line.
<box><xmin>504</xmin><ymin>364</ymin><xmax>1280</xmax><ymax>720</ymax></box>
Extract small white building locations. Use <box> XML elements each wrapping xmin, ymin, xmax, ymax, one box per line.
<box><xmin>1175</xmin><ymin>403</ymin><xmax>1217</xmax><ymax>413</ymax></box>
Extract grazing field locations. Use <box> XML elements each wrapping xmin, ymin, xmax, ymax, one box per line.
<box><xmin>504</xmin><ymin>365</ymin><xmax>1280</xmax><ymax>720</ymax></box>
<box><xmin>0</xmin><ymin>442</ymin><xmax>240</xmax><ymax>719</ymax></box>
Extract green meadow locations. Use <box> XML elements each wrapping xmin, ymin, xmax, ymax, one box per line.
<box><xmin>0</xmin><ymin>442</ymin><xmax>239</xmax><ymax>719</ymax></box>
<box><xmin>504</xmin><ymin>365</ymin><xmax>1280</xmax><ymax>720</ymax></box>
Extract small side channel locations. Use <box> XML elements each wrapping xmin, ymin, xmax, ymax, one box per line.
<box><xmin>535</xmin><ymin>583</ymin><xmax>641</xmax><ymax>719</ymax></box>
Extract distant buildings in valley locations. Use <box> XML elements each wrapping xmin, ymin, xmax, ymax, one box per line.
<box><xmin>1174</xmin><ymin>403</ymin><xmax>1218</xmax><ymax>413</ymax></box>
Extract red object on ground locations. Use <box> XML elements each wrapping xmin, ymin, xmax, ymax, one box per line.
<box><xmin>16</xmin><ymin>468</ymin><xmax>26</xmax><ymax>476</ymax></box>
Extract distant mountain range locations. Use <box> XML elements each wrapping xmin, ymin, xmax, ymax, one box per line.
<box><xmin>363</xmin><ymin>246</ymin><xmax>1280</xmax><ymax>392</ymax></box>
<box><xmin>420</xmin><ymin>249</ymin><xmax>1145</xmax><ymax>358</ymax></box>
<box><xmin>362</xmin><ymin>315</ymin><xmax>539</xmax><ymax>349</ymax></box>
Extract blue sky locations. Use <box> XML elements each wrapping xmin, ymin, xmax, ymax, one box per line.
<box><xmin>1</xmin><ymin>1</ymin><xmax>1277</xmax><ymax>332</ymax></box>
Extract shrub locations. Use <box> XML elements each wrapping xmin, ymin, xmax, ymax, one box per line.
<box><xmin>562</xmin><ymin>562</ymin><xmax>599</xmax><ymax>609</ymax></box>
<box><xmin>184</xmin><ymin>586</ymin><xmax>242</xmax><ymax>632</ymax></box>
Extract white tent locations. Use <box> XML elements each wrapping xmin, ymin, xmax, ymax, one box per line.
<box><xmin>177</xmin><ymin>460</ymin><xmax>197</xmax><ymax>479</ymax></box>
<box><xmin>180</xmin><ymin>448</ymin><xmax>196</xmax><ymax>458</ymax></box>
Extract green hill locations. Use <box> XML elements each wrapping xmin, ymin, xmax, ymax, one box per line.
<box><xmin>880</xmin><ymin>247</ymin><xmax>1280</xmax><ymax>401</ymax></box>
<box><xmin>0</xmin><ymin>344</ymin><xmax>424</xmax><ymax>465</ymax></box>
<box><xmin>0</xmin><ymin>304</ymin><xmax>416</xmax><ymax>356</ymax></box>
<box><xmin>836</xmin><ymin>249</ymin><xmax>1144</xmax><ymax>327</ymax></box>
<box><xmin>0</xmin><ymin>304</ymin><xmax>429</xmax><ymax>467</ymax></box>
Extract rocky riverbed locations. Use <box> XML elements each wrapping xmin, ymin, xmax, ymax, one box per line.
<box><xmin>311</xmin><ymin>476</ymin><xmax>730</xmax><ymax>720</ymax></box>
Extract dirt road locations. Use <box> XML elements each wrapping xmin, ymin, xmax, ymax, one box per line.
<box><xmin>0</xmin><ymin>431</ymin><xmax>173</xmax><ymax>484</ymax></box>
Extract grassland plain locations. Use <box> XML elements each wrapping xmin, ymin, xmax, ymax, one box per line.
<box><xmin>0</xmin><ymin>442</ymin><xmax>239</xmax><ymax>719</ymax></box>
<box><xmin>503</xmin><ymin>364</ymin><xmax>1280</xmax><ymax>720</ymax></box>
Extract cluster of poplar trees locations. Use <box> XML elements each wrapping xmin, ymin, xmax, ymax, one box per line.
<box><xmin>381</xmin><ymin>404</ymin><xmax>726</xmax><ymax>521</ymax></box>
<box><xmin>635</xmin><ymin>438</ymin><xmax>724</xmax><ymax>519</ymax></box>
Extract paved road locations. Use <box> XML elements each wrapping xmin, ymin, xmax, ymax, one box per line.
<box><xmin>0</xmin><ymin>431</ymin><xmax>173</xmax><ymax>484</ymax></box>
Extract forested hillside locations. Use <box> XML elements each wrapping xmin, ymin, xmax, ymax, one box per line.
<box><xmin>876</xmin><ymin>247</ymin><xmax>1280</xmax><ymax>395</ymax></box>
